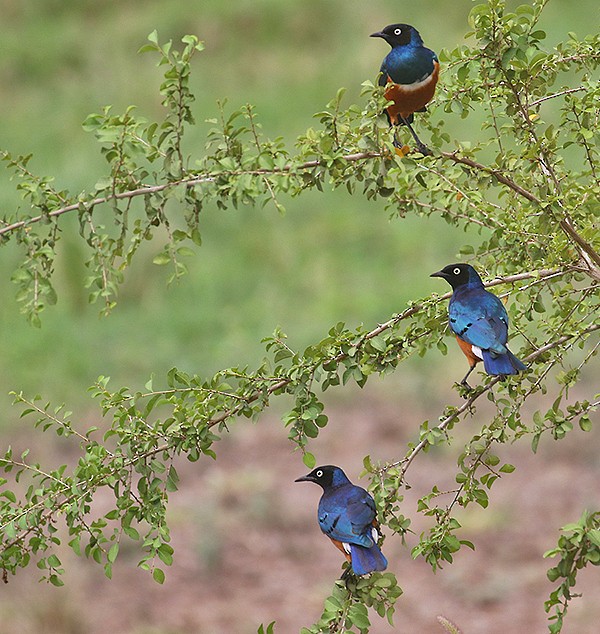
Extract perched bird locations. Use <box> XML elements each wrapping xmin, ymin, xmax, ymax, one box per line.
<box><xmin>430</xmin><ymin>263</ymin><xmax>527</xmax><ymax>388</ymax></box>
<box><xmin>370</xmin><ymin>23</ymin><xmax>439</xmax><ymax>156</ymax></box>
<box><xmin>295</xmin><ymin>465</ymin><xmax>388</xmax><ymax>576</ymax></box>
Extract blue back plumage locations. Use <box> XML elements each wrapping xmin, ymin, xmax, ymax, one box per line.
<box><xmin>318</xmin><ymin>480</ymin><xmax>377</xmax><ymax>548</ymax></box>
<box><xmin>297</xmin><ymin>465</ymin><xmax>388</xmax><ymax>575</ymax></box>
<box><xmin>432</xmin><ymin>263</ymin><xmax>527</xmax><ymax>377</ymax></box>
<box><xmin>449</xmin><ymin>285</ymin><xmax>510</xmax><ymax>355</ymax></box>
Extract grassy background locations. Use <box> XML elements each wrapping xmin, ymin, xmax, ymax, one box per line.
<box><xmin>0</xmin><ymin>2</ymin><xmax>599</xmax><ymax>633</ymax></box>
<box><xmin>0</xmin><ymin>0</ymin><xmax>473</xmax><ymax>409</ymax></box>
<box><xmin>1</xmin><ymin>0</ymin><xmax>595</xmax><ymax>408</ymax></box>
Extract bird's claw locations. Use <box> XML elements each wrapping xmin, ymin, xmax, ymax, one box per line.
<box><xmin>414</xmin><ymin>143</ymin><xmax>433</xmax><ymax>157</ymax></box>
<box><xmin>458</xmin><ymin>380</ymin><xmax>474</xmax><ymax>399</ymax></box>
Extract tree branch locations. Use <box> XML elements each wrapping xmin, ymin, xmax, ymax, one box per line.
<box><xmin>3</xmin><ymin>147</ymin><xmax>598</xmax><ymax>282</ymax></box>
<box><xmin>201</xmin><ymin>266</ymin><xmax>571</xmax><ymax>432</ymax></box>
<box><xmin>528</xmin><ymin>86</ymin><xmax>586</xmax><ymax>108</ymax></box>
<box><xmin>438</xmin><ymin>151</ymin><xmax>600</xmax><ymax>280</ymax></box>
<box><xmin>0</xmin><ymin>152</ymin><xmax>379</xmax><ymax>238</ymax></box>
<box><xmin>438</xmin><ymin>151</ymin><xmax>541</xmax><ymax>203</ymax></box>
<box><xmin>390</xmin><ymin>322</ymin><xmax>600</xmax><ymax>480</ymax></box>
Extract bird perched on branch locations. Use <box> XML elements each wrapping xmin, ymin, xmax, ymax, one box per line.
<box><xmin>295</xmin><ymin>465</ymin><xmax>388</xmax><ymax>576</ymax></box>
<box><xmin>430</xmin><ymin>263</ymin><xmax>527</xmax><ymax>388</ymax></box>
<box><xmin>370</xmin><ymin>23</ymin><xmax>439</xmax><ymax>156</ymax></box>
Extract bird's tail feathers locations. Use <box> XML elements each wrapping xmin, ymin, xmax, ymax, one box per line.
<box><xmin>482</xmin><ymin>349</ymin><xmax>526</xmax><ymax>376</ymax></box>
<box><xmin>349</xmin><ymin>543</ymin><xmax>388</xmax><ymax>575</ymax></box>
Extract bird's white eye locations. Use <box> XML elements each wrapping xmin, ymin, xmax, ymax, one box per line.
<box><xmin>316</xmin><ymin>469</ymin><xmax>323</xmax><ymax>478</ymax></box>
<box><xmin>453</xmin><ymin>267</ymin><xmax>461</xmax><ymax>275</ymax></box>
<box><xmin>394</xmin><ymin>28</ymin><xmax>402</xmax><ymax>35</ymax></box>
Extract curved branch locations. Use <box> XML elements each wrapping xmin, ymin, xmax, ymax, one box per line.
<box><xmin>0</xmin><ymin>152</ymin><xmax>379</xmax><ymax>238</ymax></box>
<box><xmin>438</xmin><ymin>151</ymin><xmax>600</xmax><ymax>280</ymax></box>
<box><xmin>391</xmin><ymin>322</ymin><xmax>600</xmax><ymax>480</ymax></box>
<box><xmin>3</xmin><ymin>146</ymin><xmax>598</xmax><ymax>281</ymax></box>
<box><xmin>438</xmin><ymin>151</ymin><xmax>541</xmax><ymax>203</ymax></box>
<box><xmin>204</xmin><ymin>266</ymin><xmax>572</xmax><ymax>429</ymax></box>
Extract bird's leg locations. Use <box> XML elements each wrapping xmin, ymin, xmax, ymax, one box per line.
<box><xmin>459</xmin><ymin>364</ymin><xmax>477</xmax><ymax>392</ymax></box>
<box><xmin>341</xmin><ymin>566</ymin><xmax>354</xmax><ymax>585</ymax></box>
<box><xmin>399</xmin><ymin>116</ymin><xmax>432</xmax><ymax>156</ymax></box>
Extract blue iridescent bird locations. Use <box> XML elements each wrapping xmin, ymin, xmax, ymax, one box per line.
<box><xmin>371</xmin><ymin>23</ymin><xmax>439</xmax><ymax>156</ymax></box>
<box><xmin>295</xmin><ymin>465</ymin><xmax>388</xmax><ymax>576</ymax></box>
<box><xmin>431</xmin><ymin>263</ymin><xmax>527</xmax><ymax>388</ymax></box>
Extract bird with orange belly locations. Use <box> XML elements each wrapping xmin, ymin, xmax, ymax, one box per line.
<box><xmin>431</xmin><ymin>263</ymin><xmax>527</xmax><ymax>389</ymax></box>
<box><xmin>371</xmin><ymin>23</ymin><xmax>439</xmax><ymax>156</ymax></box>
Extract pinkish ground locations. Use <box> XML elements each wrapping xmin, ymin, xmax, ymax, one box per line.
<box><xmin>1</xmin><ymin>386</ymin><xmax>599</xmax><ymax>634</ymax></box>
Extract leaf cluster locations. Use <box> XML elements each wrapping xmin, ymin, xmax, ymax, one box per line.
<box><xmin>0</xmin><ymin>1</ymin><xmax>598</xmax><ymax>632</ymax></box>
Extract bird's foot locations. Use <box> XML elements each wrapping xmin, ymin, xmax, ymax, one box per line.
<box><xmin>458</xmin><ymin>379</ymin><xmax>474</xmax><ymax>399</ymax></box>
<box><xmin>341</xmin><ymin>567</ymin><xmax>356</xmax><ymax>588</ymax></box>
<box><xmin>412</xmin><ymin>142</ymin><xmax>433</xmax><ymax>157</ymax></box>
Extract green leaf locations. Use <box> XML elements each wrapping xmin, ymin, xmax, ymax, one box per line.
<box><xmin>47</xmin><ymin>554</ymin><xmax>61</xmax><ymax>568</ymax></box>
<box><xmin>348</xmin><ymin>604</ymin><xmax>370</xmax><ymax>629</ymax></box>
<box><xmin>369</xmin><ymin>335</ymin><xmax>387</xmax><ymax>352</ymax></box>
<box><xmin>152</xmin><ymin>567</ymin><xmax>165</xmax><ymax>584</ymax></box>
<box><xmin>152</xmin><ymin>252</ymin><xmax>171</xmax><ymax>266</ymax></box>
<box><xmin>108</xmin><ymin>542</ymin><xmax>119</xmax><ymax>563</ymax></box>
<box><xmin>303</xmin><ymin>452</ymin><xmax>316</xmax><ymax>469</ymax></box>
<box><xmin>587</xmin><ymin>529</ymin><xmax>600</xmax><ymax>549</ymax></box>
<box><xmin>579</xmin><ymin>416</ymin><xmax>592</xmax><ymax>432</ymax></box>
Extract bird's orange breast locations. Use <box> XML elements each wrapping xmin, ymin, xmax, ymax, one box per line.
<box><xmin>329</xmin><ymin>537</ymin><xmax>352</xmax><ymax>563</ymax></box>
<box><xmin>384</xmin><ymin>60</ymin><xmax>439</xmax><ymax>124</ymax></box>
<box><xmin>455</xmin><ymin>335</ymin><xmax>482</xmax><ymax>367</ymax></box>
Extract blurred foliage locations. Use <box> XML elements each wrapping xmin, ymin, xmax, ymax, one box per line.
<box><xmin>0</xmin><ymin>0</ymin><xmax>477</xmax><ymax>408</ymax></box>
<box><xmin>0</xmin><ymin>0</ymin><xmax>596</xmax><ymax>407</ymax></box>
<box><xmin>0</xmin><ymin>0</ymin><xmax>599</xmax><ymax>633</ymax></box>
<box><xmin>544</xmin><ymin>510</ymin><xmax>600</xmax><ymax>633</ymax></box>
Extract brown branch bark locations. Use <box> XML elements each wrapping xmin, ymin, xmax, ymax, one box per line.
<box><xmin>438</xmin><ymin>151</ymin><xmax>600</xmax><ymax>280</ymax></box>
<box><xmin>3</xmin><ymin>148</ymin><xmax>598</xmax><ymax>282</ymax></box>
<box><xmin>0</xmin><ymin>152</ymin><xmax>379</xmax><ymax>238</ymax></box>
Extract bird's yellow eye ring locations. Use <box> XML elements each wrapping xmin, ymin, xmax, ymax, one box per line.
<box><xmin>453</xmin><ymin>267</ymin><xmax>461</xmax><ymax>275</ymax></box>
<box><xmin>394</xmin><ymin>28</ymin><xmax>402</xmax><ymax>35</ymax></box>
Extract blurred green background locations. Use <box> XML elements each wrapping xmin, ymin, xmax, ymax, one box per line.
<box><xmin>0</xmin><ymin>0</ymin><xmax>597</xmax><ymax>409</ymax></box>
<box><xmin>0</xmin><ymin>2</ymin><xmax>599</xmax><ymax>633</ymax></box>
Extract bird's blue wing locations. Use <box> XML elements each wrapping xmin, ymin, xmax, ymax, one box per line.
<box><xmin>449</xmin><ymin>289</ymin><xmax>509</xmax><ymax>353</ymax></box>
<box><xmin>346</xmin><ymin>487</ymin><xmax>376</xmax><ymax>536</ymax></box>
<box><xmin>318</xmin><ymin>486</ymin><xmax>376</xmax><ymax>547</ymax></box>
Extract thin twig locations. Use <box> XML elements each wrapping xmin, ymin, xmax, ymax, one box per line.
<box><xmin>389</xmin><ymin>322</ymin><xmax>600</xmax><ymax>479</ymax></box>
<box><xmin>0</xmin><ymin>152</ymin><xmax>379</xmax><ymax>238</ymax></box>
<box><xmin>528</xmin><ymin>86</ymin><xmax>586</xmax><ymax>108</ymax></box>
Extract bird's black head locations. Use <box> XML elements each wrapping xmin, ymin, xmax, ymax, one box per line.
<box><xmin>295</xmin><ymin>465</ymin><xmax>347</xmax><ymax>489</ymax></box>
<box><xmin>430</xmin><ymin>263</ymin><xmax>483</xmax><ymax>290</ymax></box>
<box><xmin>370</xmin><ymin>23</ymin><xmax>421</xmax><ymax>48</ymax></box>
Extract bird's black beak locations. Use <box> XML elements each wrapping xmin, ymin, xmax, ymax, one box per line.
<box><xmin>430</xmin><ymin>270</ymin><xmax>445</xmax><ymax>279</ymax></box>
<box><xmin>370</xmin><ymin>31</ymin><xmax>384</xmax><ymax>39</ymax></box>
<box><xmin>295</xmin><ymin>474</ymin><xmax>312</xmax><ymax>483</ymax></box>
